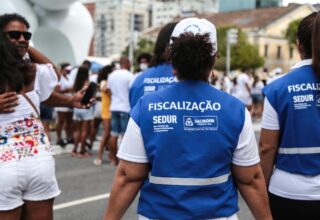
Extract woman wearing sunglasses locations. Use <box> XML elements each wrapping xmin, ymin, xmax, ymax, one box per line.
<box><xmin>0</xmin><ymin>14</ymin><xmax>61</xmax><ymax>220</ymax></box>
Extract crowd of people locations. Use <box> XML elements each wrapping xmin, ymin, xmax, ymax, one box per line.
<box><xmin>1</xmin><ymin>10</ymin><xmax>320</xmax><ymax>220</ymax></box>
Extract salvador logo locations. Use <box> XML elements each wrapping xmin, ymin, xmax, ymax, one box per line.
<box><xmin>185</xmin><ymin>118</ymin><xmax>193</xmax><ymax>126</ymax></box>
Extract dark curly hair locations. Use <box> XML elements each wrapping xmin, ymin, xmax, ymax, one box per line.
<box><xmin>0</xmin><ymin>13</ymin><xmax>30</xmax><ymax>31</ymax></box>
<box><xmin>169</xmin><ymin>33</ymin><xmax>215</xmax><ymax>81</ymax></box>
<box><xmin>0</xmin><ymin>31</ymin><xmax>33</xmax><ymax>93</ymax></box>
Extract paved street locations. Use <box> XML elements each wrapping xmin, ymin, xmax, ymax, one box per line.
<box><xmin>52</xmin><ymin>122</ymin><xmax>261</xmax><ymax>220</ymax></box>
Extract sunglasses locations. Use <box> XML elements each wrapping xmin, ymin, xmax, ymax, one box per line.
<box><xmin>5</xmin><ymin>31</ymin><xmax>32</xmax><ymax>40</ymax></box>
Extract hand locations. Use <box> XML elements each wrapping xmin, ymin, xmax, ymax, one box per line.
<box><xmin>71</xmin><ymin>86</ymin><xmax>95</xmax><ymax>109</ymax></box>
<box><xmin>0</xmin><ymin>92</ymin><xmax>19</xmax><ymax>113</ymax></box>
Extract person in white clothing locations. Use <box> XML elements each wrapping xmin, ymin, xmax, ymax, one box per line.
<box><xmin>0</xmin><ymin>13</ymin><xmax>93</xmax><ymax>220</ymax></box>
<box><xmin>0</xmin><ymin>17</ymin><xmax>60</xmax><ymax>220</ymax></box>
<box><xmin>106</xmin><ymin>56</ymin><xmax>134</xmax><ymax>165</ymax></box>
<box><xmin>251</xmin><ymin>74</ymin><xmax>264</xmax><ymax>120</ymax></box>
<box><xmin>234</xmin><ymin>68</ymin><xmax>252</xmax><ymax>109</ymax></box>
<box><xmin>55</xmin><ymin>63</ymin><xmax>74</xmax><ymax>146</ymax></box>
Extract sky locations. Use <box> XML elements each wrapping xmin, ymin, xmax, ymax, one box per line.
<box><xmin>283</xmin><ymin>0</ymin><xmax>320</xmax><ymax>5</ymax></box>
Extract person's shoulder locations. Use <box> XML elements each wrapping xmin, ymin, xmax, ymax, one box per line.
<box><xmin>143</xmin><ymin>64</ymin><xmax>173</xmax><ymax>76</ymax></box>
<box><xmin>36</xmin><ymin>63</ymin><xmax>54</xmax><ymax>72</ymax></box>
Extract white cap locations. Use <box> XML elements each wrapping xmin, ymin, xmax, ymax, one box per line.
<box><xmin>170</xmin><ymin>17</ymin><xmax>218</xmax><ymax>55</ymax></box>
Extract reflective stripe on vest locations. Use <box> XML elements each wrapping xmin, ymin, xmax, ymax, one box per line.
<box><xmin>149</xmin><ymin>173</ymin><xmax>230</xmax><ymax>186</ymax></box>
<box><xmin>278</xmin><ymin>147</ymin><xmax>320</xmax><ymax>154</ymax></box>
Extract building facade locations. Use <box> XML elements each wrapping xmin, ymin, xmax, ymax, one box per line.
<box><xmin>219</xmin><ymin>0</ymin><xmax>283</xmax><ymax>12</ymax></box>
<box><xmin>142</xmin><ymin>4</ymin><xmax>315</xmax><ymax>72</ymax></box>
<box><xmin>151</xmin><ymin>0</ymin><xmax>218</xmax><ymax>27</ymax></box>
<box><xmin>94</xmin><ymin>0</ymin><xmax>149</xmax><ymax>57</ymax></box>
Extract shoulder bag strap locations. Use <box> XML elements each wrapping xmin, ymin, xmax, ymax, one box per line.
<box><xmin>22</xmin><ymin>93</ymin><xmax>40</xmax><ymax>118</ymax></box>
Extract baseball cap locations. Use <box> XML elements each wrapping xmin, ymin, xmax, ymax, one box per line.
<box><xmin>170</xmin><ymin>17</ymin><xmax>218</xmax><ymax>55</ymax></box>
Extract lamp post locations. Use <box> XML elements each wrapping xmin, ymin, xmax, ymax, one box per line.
<box><xmin>128</xmin><ymin>0</ymin><xmax>136</xmax><ymax>67</ymax></box>
<box><xmin>226</xmin><ymin>28</ymin><xmax>238</xmax><ymax>75</ymax></box>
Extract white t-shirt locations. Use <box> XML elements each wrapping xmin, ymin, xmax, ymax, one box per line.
<box><xmin>118</xmin><ymin>109</ymin><xmax>259</xmax><ymax>220</ymax></box>
<box><xmin>55</xmin><ymin>74</ymin><xmax>74</xmax><ymax>112</ymax></box>
<box><xmin>0</xmin><ymin>64</ymin><xmax>58</xmax><ymax>125</ymax></box>
<box><xmin>235</xmin><ymin>73</ymin><xmax>252</xmax><ymax>105</ymax></box>
<box><xmin>261</xmin><ymin>59</ymin><xmax>320</xmax><ymax>200</ymax></box>
<box><xmin>69</xmin><ymin>67</ymin><xmax>78</xmax><ymax>85</ymax></box>
<box><xmin>223</xmin><ymin>76</ymin><xmax>233</xmax><ymax>94</ymax></box>
<box><xmin>107</xmin><ymin>69</ymin><xmax>134</xmax><ymax>113</ymax></box>
<box><xmin>251</xmin><ymin>81</ymin><xmax>264</xmax><ymax>95</ymax></box>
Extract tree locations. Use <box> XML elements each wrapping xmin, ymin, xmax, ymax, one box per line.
<box><xmin>122</xmin><ymin>38</ymin><xmax>155</xmax><ymax>62</ymax></box>
<box><xmin>214</xmin><ymin>26</ymin><xmax>264</xmax><ymax>71</ymax></box>
<box><xmin>285</xmin><ymin>19</ymin><xmax>302</xmax><ymax>45</ymax></box>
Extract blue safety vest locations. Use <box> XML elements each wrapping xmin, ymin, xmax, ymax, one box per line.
<box><xmin>263</xmin><ymin>64</ymin><xmax>320</xmax><ymax>175</ymax></box>
<box><xmin>131</xmin><ymin>80</ymin><xmax>245</xmax><ymax>219</ymax></box>
<box><xmin>129</xmin><ymin>63</ymin><xmax>176</xmax><ymax>108</ymax></box>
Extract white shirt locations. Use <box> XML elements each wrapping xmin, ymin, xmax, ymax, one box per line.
<box><xmin>107</xmin><ymin>69</ymin><xmax>134</xmax><ymax>113</ymax></box>
<box><xmin>261</xmin><ymin>59</ymin><xmax>320</xmax><ymax>200</ymax></box>
<box><xmin>234</xmin><ymin>73</ymin><xmax>252</xmax><ymax>105</ymax></box>
<box><xmin>251</xmin><ymin>81</ymin><xmax>264</xmax><ymax>95</ymax></box>
<box><xmin>55</xmin><ymin>74</ymin><xmax>74</xmax><ymax>112</ymax></box>
<box><xmin>0</xmin><ymin>64</ymin><xmax>58</xmax><ymax>125</ymax></box>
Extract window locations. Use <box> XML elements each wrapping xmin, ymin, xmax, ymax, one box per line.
<box><xmin>277</xmin><ymin>46</ymin><xmax>281</xmax><ymax>59</ymax></box>
<box><xmin>290</xmin><ymin>46</ymin><xmax>294</xmax><ymax>59</ymax></box>
<box><xmin>264</xmin><ymin>44</ymin><xmax>268</xmax><ymax>57</ymax></box>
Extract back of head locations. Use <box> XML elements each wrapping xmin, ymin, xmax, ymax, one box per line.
<box><xmin>119</xmin><ymin>56</ymin><xmax>131</xmax><ymax>70</ymax></box>
<box><xmin>82</xmin><ymin>60</ymin><xmax>92</xmax><ymax>69</ymax></box>
<box><xmin>150</xmin><ymin>22</ymin><xmax>177</xmax><ymax>67</ymax></box>
<box><xmin>0</xmin><ymin>13</ymin><xmax>30</xmax><ymax>31</ymax></box>
<box><xmin>97</xmin><ymin>65</ymin><xmax>114</xmax><ymax>83</ymax></box>
<box><xmin>311</xmin><ymin>12</ymin><xmax>320</xmax><ymax>76</ymax></box>
<box><xmin>297</xmin><ymin>11</ymin><xmax>320</xmax><ymax>76</ymax></box>
<box><xmin>169</xmin><ymin>18</ymin><xmax>217</xmax><ymax>81</ymax></box>
<box><xmin>74</xmin><ymin>66</ymin><xmax>89</xmax><ymax>92</ymax></box>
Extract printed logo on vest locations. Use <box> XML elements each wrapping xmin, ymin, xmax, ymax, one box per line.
<box><xmin>144</xmin><ymin>86</ymin><xmax>156</xmax><ymax>93</ymax></box>
<box><xmin>316</xmin><ymin>95</ymin><xmax>320</xmax><ymax>107</ymax></box>
<box><xmin>153</xmin><ymin>115</ymin><xmax>177</xmax><ymax>132</ymax></box>
<box><xmin>185</xmin><ymin>118</ymin><xmax>194</xmax><ymax>126</ymax></box>
<box><xmin>183</xmin><ymin>116</ymin><xmax>218</xmax><ymax>131</ymax></box>
<box><xmin>292</xmin><ymin>94</ymin><xmax>314</xmax><ymax>110</ymax></box>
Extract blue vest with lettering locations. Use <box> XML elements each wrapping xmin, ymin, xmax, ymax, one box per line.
<box><xmin>129</xmin><ymin>63</ymin><xmax>176</xmax><ymax>108</ymax></box>
<box><xmin>263</xmin><ymin>65</ymin><xmax>320</xmax><ymax>175</ymax></box>
<box><xmin>130</xmin><ymin>80</ymin><xmax>245</xmax><ymax>219</ymax></box>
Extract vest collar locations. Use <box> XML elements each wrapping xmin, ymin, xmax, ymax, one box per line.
<box><xmin>290</xmin><ymin>59</ymin><xmax>312</xmax><ymax>70</ymax></box>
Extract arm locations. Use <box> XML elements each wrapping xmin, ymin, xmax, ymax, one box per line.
<box><xmin>245</xmin><ymin>82</ymin><xmax>251</xmax><ymax>95</ymax></box>
<box><xmin>259</xmin><ymin>129</ymin><xmax>280</xmax><ymax>186</ymax></box>
<box><xmin>43</xmin><ymin>86</ymin><xmax>92</xmax><ymax>108</ymax></box>
<box><xmin>0</xmin><ymin>92</ymin><xmax>19</xmax><ymax>113</ymax></box>
<box><xmin>28</xmin><ymin>46</ymin><xmax>60</xmax><ymax>80</ymax></box>
<box><xmin>232</xmin><ymin>164</ymin><xmax>272</xmax><ymax>220</ymax></box>
<box><xmin>104</xmin><ymin>160</ymin><xmax>149</xmax><ymax>220</ymax></box>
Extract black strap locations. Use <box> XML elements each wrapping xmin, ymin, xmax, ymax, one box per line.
<box><xmin>22</xmin><ymin>93</ymin><xmax>40</xmax><ymax>118</ymax></box>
